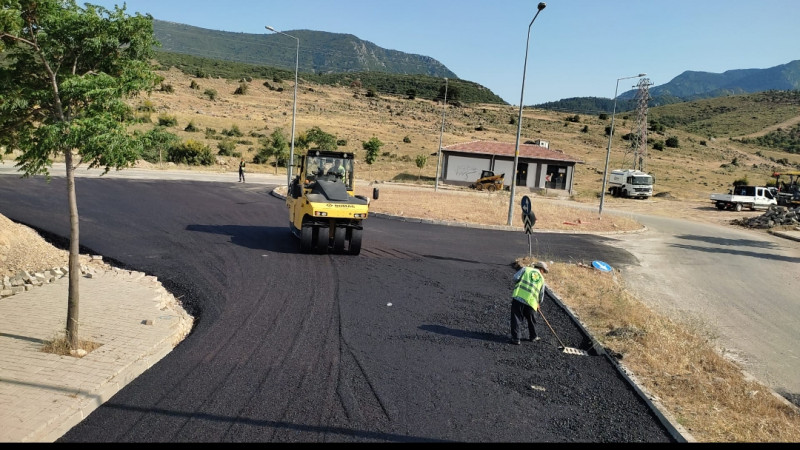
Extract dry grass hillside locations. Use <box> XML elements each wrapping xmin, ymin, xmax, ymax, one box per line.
<box><xmin>134</xmin><ymin>67</ymin><xmax>800</xmax><ymax>204</ymax></box>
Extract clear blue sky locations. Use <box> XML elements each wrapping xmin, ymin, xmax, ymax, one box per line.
<box><xmin>90</xmin><ymin>0</ymin><xmax>799</xmax><ymax>105</ymax></box>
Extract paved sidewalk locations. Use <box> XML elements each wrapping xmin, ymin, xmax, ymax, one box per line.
<box><xmin>0</xmin><ymin>267</ymin><xmax>193</xmax><ymax>442</ymax></box>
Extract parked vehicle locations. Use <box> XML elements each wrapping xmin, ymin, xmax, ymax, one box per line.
<box><xmin>772</xmin><ymin>171</ymin><xmax>800</xmax><ymax>207</ymax></box>
<box><xmin>470</xmin><ymin>170</ymin><xmax>504</xmax><ymax>191</ymax></box>
<box><xmin>607</xmin><ymin>169</ymin><xmax>654</xmax><ymax>198</ymax></box>
<box><xmin>710</xmin><ymin>185</ymin><xmax>777</xmax><ymax>211</ymax></box>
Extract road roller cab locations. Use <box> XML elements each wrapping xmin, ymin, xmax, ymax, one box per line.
<box><xmin>287</xmin><ymin>149</ymin><xmax>372</xmax><ymax>254</ymax></box>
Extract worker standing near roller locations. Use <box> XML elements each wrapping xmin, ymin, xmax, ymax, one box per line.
<box><xmin>509</xmin><ymin>264</ymin><xmax>545</xmax><ymax>345</ymax></box>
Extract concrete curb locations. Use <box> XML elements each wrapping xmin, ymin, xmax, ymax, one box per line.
<box><xmin>544</xmin><ymin>286</ymin><xmax>695</xmax><ymax>443</ymax></box>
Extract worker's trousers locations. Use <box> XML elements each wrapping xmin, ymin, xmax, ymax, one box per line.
<box><xmin>510</xmin><ymin>300</ymin><xmax>538</xmax><ymax>341</ymax></box>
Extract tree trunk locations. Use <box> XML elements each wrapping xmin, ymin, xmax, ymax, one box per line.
<box><xmin>64</xmin><ymin>151</ymin><xmax>81</xmax><ymax>350</ymax></box>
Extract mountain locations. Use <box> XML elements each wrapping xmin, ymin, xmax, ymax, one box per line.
<box><xmin>152</xmin><ymin>20</ymin><xmax>457</xmax><ymax>79</ymax></box>
<box><xmin>535</xmin><ymin>60</ymin><xmax>800</xmax><ymax>114</ymax></box>
<box><xmin>625</xmin><ymin>60</ymin><xmax>800</xmax><ymax>102</ymax></box>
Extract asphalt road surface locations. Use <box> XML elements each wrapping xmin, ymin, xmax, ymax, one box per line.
<box><xmin>0</xmin><ymin>174</ymin><xmax>676</xmax><ymax>442</ymax></box>
<box><xmin>608</xmin><ymin>212</ymin><xmax>800</xmax><ymax>406</ymax></box>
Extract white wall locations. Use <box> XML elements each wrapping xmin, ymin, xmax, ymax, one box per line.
<box><xmin>445</xmin><ymin>155</ymin><xmax>490</xmax><ymax>182</ymax></box>
<box><xmin>493</xmin><ymin>160</ymin><xmax>514</xmax><ymax>186</ymax></box>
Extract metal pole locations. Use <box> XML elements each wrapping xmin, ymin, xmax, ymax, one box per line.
<box><xmin>266</xmin><ymin>26</ymin><xmax>299</xmax><ymax>188</ymax></box>
<box><xmin>507</xmin><ymin>2</ymin><xmax>546</xmax><ymax>227</ymax></box>
<box><xmin>598</xmin><ymin>73</ymin><xmax>645</xmax><ymax>217</ymax></box>
<box><xmin>435</xmin><ymin>78</ymin><xmax>448</xmax><ymax>192</ymax></box>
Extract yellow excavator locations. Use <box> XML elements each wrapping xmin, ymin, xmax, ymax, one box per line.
<box><xmin>287</xmin><ymin>149</ymin><xmax>375</xmax><ymax>254</ymax></box>
<box><xmin>470</xmin><ymin>170</ymin><xmax>505</xmax><ymax>191</ymax></box>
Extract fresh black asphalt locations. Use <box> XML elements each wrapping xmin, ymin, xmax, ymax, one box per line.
<box><xmin>0</xmin><ymin>175</ymin><xmax>676</xmax><ymax>442</ymax></box>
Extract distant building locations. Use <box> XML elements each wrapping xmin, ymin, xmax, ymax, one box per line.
<box><xmin>439</xmin><ymin>140</ymin><xmax>581</xmax><ymax>194</ymax></box>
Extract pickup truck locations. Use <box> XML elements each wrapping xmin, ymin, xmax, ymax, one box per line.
<box><xmin>710</xmin><ymin>185</ymin><xmax>777</xmax><ymax>211</ymax></box>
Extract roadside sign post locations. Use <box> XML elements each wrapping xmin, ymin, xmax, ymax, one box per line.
<box><xmin>521</xmin><ymin>196</ymin><xmax>536</xmax><ymax>256</ymax></box>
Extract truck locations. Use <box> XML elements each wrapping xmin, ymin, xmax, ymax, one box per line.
<box><xmin>470</xmin><ymin>170</ymin><xmax>504</xmax><ymax>191</ymax></box>
<box><xmin>607</xmin><ymin>169</ymin><xmax>654</xmax><ymax>198</ymax></box>
<box><xmin>772</xmin><ymin>171</ymin><xmax>800</xmax><ymax>207</ymax></box>
<box><xmin>710</xmin><ymin>185</ymin><xmax>777</xmax><ymax>211</ymax></box>
<box><xmin>286</xmin><ymin>149</ymin><xmax>375</xmax><ymax>255</ymax></box>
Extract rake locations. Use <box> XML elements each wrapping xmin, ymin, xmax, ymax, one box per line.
<box><xmin>538</xmin><ymin>308</ymin><xmax>590</xmax><ymax>357</ymax></box>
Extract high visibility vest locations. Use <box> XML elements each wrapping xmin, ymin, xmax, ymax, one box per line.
<box><xmin>512</xmin><ymin>267</ymin><xmax>544</xmax><ymax>311</ymax></box>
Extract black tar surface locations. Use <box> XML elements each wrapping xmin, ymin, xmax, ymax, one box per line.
<box><xmin>0</xmin><ymin>175</ymin><xmax>675</xmax><ymax>442</ymax></box>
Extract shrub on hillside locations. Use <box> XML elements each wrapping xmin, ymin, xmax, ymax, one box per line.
<box><xmin>168</xmin><ymin>140</ymin><xmax>214</xmax><ymax>166</ymax></box>
<box><xmin>157</xmin><ymin>113</ymin><xmax>178</xmax><ymax>127</ymax></box>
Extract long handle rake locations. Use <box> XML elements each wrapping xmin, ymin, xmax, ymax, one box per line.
<box><xmin>538</xmin><ymin>308</ymin><xmax>589</xmax><ymax>357</ymax></box>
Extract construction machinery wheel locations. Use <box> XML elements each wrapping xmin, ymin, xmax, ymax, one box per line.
<box><xmin>475</xmin><ymin>183</ymin><xmax>484</xmax><ymax>191</ymax></box>
<box><xmin>315</xmin><ymin>225</ymin><xmax>329</xmax><ymax>254</ymax></box>
<box><xmin>333</xmin><ymin>226</ymin><xmax>346</xmax><ymax>253</ymax></box>
<box><xmin>487</xmin><ymin>184</ymin><xmax>497</xmax><ymax>192</ymax></box>
<box><xmin>348</xmin><ymin>228</ymin><xmax>362</xmax><ymax>255</ymax></box>
<box><xmin>301</xmin><ymin>225</ymin><xmax>313</xmax><ymax>253</ymax></box>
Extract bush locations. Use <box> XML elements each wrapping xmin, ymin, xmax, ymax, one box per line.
<box><xmin>217</xmin><ymin>138</ymin><xmax>236</xmax><ymax>156</ymax></box>
<box><xmin>403</xmin><ymin>136</ymin><xmax>411</xmax><ymax>143</ymax></box>
<box><xmin>336</xmin><ymin>139</ymin><xmax>348</xmax><ymax>146</ymax></box>
<box><xmin>168</xmin><ymin>139</ymin><xmax>214</xmax><ymax>166</ymax></box>
<box><xmin>190</xmin><ymin>80</ymin><xmax>200</xmax><ymax>90</ymax></box>
<box><xmin>157</xmin><ymin>113</ymin><xmax>178</xmax><ymax>127</ymax></box>
<box><xmin>222</xmin><ymin>124</ymin><xmax>244</xmax><ymax>137</ymax></box>
<box><xmin>137</xmin><ymin>100</ymin><xmax>155</xmax><ymax>112</ymax></box>
<box><xmin>160</xmin><ymin>83</ymin><xmax>174</xmax><ymax>93</ymax></box>
<box><xmin>184</xmin><ymin>121</ymin><xmax>199</xmax><ymax>132</ymax></box>
<box><xmin>581</xmin><ymin>125</ymin><xmax>589</xmax><ymax>133</ymax></box>
<box><xmin>599</xmin><ymin>113</ymin><xmax>608</xmax><ymax>120</ymax></box>
<box><xmin>653</xmin><ymin>141</ymin><xmax>664</xmax><ymax>151</ymax></box>
<box><xmin>665</xmin><ymin>136</ymin><xmax>679</xmax><ymax>148</ymax></box>
<box><xmin>204</xmin><ymin>89</ymin><xmax>217</xmax><ymax>101</ymax></box>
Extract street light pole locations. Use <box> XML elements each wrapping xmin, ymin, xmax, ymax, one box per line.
<box><xmin>435</xmin><ymin>77</ymin><xmax>448</xmax><ymax>192</ymax></box>
<box><xmin>507</xmin><ymin>2</ymin><xmax>546</xmax><ymax>227</ymax></box>
<box><xmin>266</xmin><ymin>26</ymin><xmax>299</xmax><ymax>188</ymax></box>
<box><xmin>598</xmin><ymin>73</ymin><xmax>646</xmax><ymax>217</ymax></box>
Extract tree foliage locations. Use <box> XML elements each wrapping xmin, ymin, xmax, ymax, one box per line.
<box><xmin>256</xmin><ymin>128</ymin><xmax>289</xmax><ymax>173</ymax></box>
<box><xmin>415</xmin><ymin>154</ymin><xmax>427</xmax><ymax>180</ymax></box>
<box><xmin>362</xmin><ymin>137</ymin><xmax>383</xmax><ymax>166</ymax></box>
<box><xmin>0</xmin><ymin>0</ymin><xmax>159</xmax><ymax>349</ymax></box>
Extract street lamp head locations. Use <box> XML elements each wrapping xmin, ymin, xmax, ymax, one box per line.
<box><xmin>638</xmin><ymin>73</ymin><xmax>646</xmax><ymax>77</ymax></box>
<box><xmin>265</xmin><ymin>26</ymin><xmax>275</xmax><ymax>32</ymax></box>
<box><xmin>538</xmin><ymin>2</ymin><xmax>546</xmax><ymax>10</ymax></box>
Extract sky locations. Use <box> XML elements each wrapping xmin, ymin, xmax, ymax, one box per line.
<box><xmin>88</xmin><ymin>0</ymin><xmax>799</xmax><ymax>105</ymax></box>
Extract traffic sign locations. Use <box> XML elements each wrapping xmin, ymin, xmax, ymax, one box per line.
<box><xmin>521</xmin><ymin>195</ymin><xmax>531</xmax><ymax>215</ymax></box>
<box><xmin>592</xmin><ymin>260</ymin><xmax>612</xmax><ymax>272</ymax></box>
<box><xmin>522</xmin><ymin>211</ymin><xmax>536</xmax><ymax>234</ymax></box>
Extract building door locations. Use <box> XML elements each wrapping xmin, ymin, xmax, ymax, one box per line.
<box><xmin>516</xmin><ymin>163</ymin><xmax>528</xmax><ymax>187</ymax></box>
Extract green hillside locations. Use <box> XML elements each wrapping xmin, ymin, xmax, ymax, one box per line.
<box><xmin>153</xmin><ymin>51</ymin><xmax>506</xmax><ymax>105</ymax></box>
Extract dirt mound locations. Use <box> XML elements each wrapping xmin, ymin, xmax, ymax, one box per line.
<box><xmin>0</xmin><ymin>214</ymin><xmax>84</xmax><ymax>278</ymax></box>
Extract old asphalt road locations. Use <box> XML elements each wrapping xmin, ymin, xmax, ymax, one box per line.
<box><xmin>606</xmin><ymin>212</ymin><xmax>800</xmax><ymax>407</ymax></box>
<box><xmin>0</xmin><ymin>165</ymin><xmax>681</xmax><ymax>442</ymax></box>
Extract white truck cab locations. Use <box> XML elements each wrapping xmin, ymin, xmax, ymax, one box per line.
<box><xmin>608</xmin><ymin>169</ymin><xmax>654</xmax><ymax>198</ymax></box>
<box><xmin>710</xmin><ymin>185</ymin><xmax>777</xmax><ymax>211</ymax></box>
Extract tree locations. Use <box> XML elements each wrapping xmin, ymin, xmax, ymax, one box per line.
<box><xmin>0</xmin><ymin>1</ymin><xmax>159</xmax><ymax>350</ymax></box>
<box><xmin>139</xmin><ymin>127</ymin><xmax>180</xmax><ymax>166</ymax></box>
<box><xmin>362</xmin><ymin>137</ymin><xmax>383</xmax><ymax>178</ymax></box>
<box><xmin>256</xmin><ymin>128</ymin><xmax>289</xmax><ymax>174</ymax></box>
<box><xmin>415</xmin><ymin>154</ymin><xmax>427</xmax><ymax>180</ymax></box>
<box><xmin>304</xmin><ymin>126</ymin><xmax>337</xmax><ymax>151</ymax></box>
